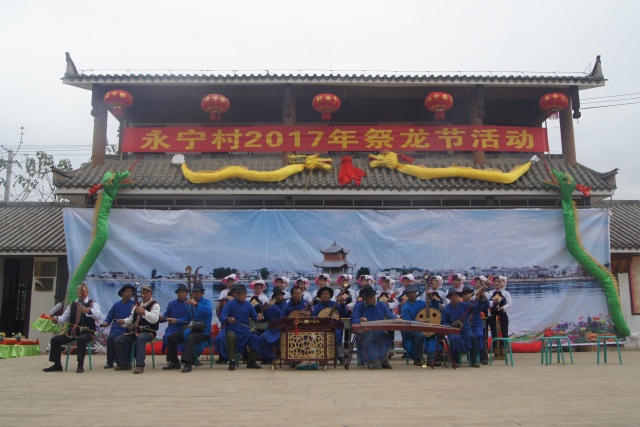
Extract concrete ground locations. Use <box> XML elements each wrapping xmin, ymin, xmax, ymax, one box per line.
<box><xmin>1</xmin><ymin>347</ymin><xmax>638</xmax><ymax>427</ymax></box>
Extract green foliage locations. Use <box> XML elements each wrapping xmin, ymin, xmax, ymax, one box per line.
<box><xmin>356</xmin><ymin>267</ymin><xmax>371</xmax><ymax>278</ymax></box>
<box><xmin>259</xmin><ymin>267</ymin><xmax>269</xmax><ymax>280</ymax></box>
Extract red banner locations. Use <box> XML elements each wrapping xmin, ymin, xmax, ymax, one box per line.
<box><xmin>122</xmin><ymin>125</ymin><xmax>548</xmax><ymax>153</ymax></box>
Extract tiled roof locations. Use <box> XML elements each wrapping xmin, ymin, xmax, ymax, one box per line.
<box><xmin>0</xmin><ymin>204</ymin><xmax>67</xmax><ymax>255</ymax></box>
<box><xmin>595</xmin><ymin>200</ymin><xmax>640</xmax><ymax>252</ymax></box>
<box><xmin>321</xmin><ymin>242</ymin><xmax>350</xmax><ymax>254</ymax></box>
<box><xmin>62</xmin><ymin>72</ymin><xmax>605</xmax><ymax>90</ymax></box>
<box><xmin>53</xmin><ymin>153</ymin><xmax>617</xmax><ymax>196</ymax></box>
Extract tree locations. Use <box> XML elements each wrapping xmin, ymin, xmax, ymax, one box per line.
<box><xmin>356</xmin><ymin>267</ymin><xmax>371</xmax><ymax>278</ymax></box>
<box><xmin>259</xmin><ymin>267</ymin><xmax>269</xmax><ymax>280</ymax></box>
<box><xmin>1</xmin><ymin>128</ymin><xmax>73</xmax><ymax>202</ymax></box>
<box><xmin>212</xmin><ymin>267</ymin><xmax>237</xmax><ymax>279</ymax></box>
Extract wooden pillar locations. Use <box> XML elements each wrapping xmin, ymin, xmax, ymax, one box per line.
<box><xmin>559</xmin><ymin>98</ymin><xmax>576</xmax><ymax>167</ymax></box>
<box><xmin>283</xmin><ymin>84</ymin><xmax>296</xmax><ymax>125</ymax></box>
<box><xmin>470</xmin><ymin>86</ymin><xmax>485</xmax><ymax>165</ymax></box>
<box><xmin>90</xmin><ymin>86</ymin><xmax>108</xmax><ymax>166</ymax></box>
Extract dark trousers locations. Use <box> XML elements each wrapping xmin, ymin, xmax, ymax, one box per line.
<box><xmin>166</xmin><ymin>331</ymin><xmax>209</xmax><ymax>365</ymax></box>
<box><xmin>488</xmin><ymin>315</ymin><xmax>509</xmax><ymax>341</ymax></box>
<box><xmin>114</xmin><ymin>332</ymin><xmax>153</xmax><ymax>367</ymax></box>
<box><xmin>402</xmin><ymin>331</ymin><xmax>425</xmax><ymax>360</ymax></box>
<box><xmin>49</xmin><ymin>332</ymin><xmax>93</xmax><ymax>366</ymax></box>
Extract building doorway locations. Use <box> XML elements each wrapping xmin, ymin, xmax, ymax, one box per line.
<box><xmin>1</xmin><ymin>258</ymin><xmax>33</xmax><ymax>336</ymax></box>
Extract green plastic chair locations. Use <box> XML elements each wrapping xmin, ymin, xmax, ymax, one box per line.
<box><xmin>596</xmin><ymin>336</ymin><xmax>622</xmax><ymax>364</ymax></box>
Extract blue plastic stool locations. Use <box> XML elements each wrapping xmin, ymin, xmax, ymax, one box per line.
<box><xmin>65</xmin><ymin>340</ymin><xmax>93</xmax><ymax>371</ymax></box>
<box><xmin>489</xmin><ymin>338</ymin><xmax>514</xmax><ymax>366</ymax></box>
<box><xmin>596</xmin><ymin>336</ymin><xmax>622</xmax><ymax>364</ymax></box>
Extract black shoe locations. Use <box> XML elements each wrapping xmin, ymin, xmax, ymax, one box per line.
<box><xmin>103</xmin><ymin>363</ymin><xmax>113</xmax><ymax>369</ymax></box>
<box><xmin>450</xmin><ymin>361</ymin><xmax>460</xmax><ymax>369</ymax></box>
<box><xmin>43</xmin><ymin>364</ymin><xmax>63</xmax><ymax>372</ymax></box>
<box><xmin>413</xmin><ymin>359</ymin><xmax>423</xmax><ymax>366</ymax></box>
<box><xmin>229</xmin><ymin>362</ymin><xmax>236</xmax><ymax>371</ymax></box>
<box><xmin>428</xmin><ymin>359</ymin><xmax>443</xmax><ymax>367</ymax></box>
<box><xmin>76</xmin><ymin>365</ymin><xmax>84</xmax><ymax>373</ymax></box>
<box><xmin>337</xmin><ymin>357</ymin><xmax>344</xmax><ymax>366</ymax></box>
<box><xmin>480</xmin><ymin>359</ymin><xmax>489</xmax><ymax>365</ymax></box>
<box><xmin>181</xmin><ymin>363</ymin><xmax>192</xmax><ymax>373</ymax></box>
<box><xmin>381</xmin><ymin>361</ymin><xmax>392</xmax><ymax>369</ymax></box>
<box><xmin>246</xmin><ymin>360</ymin><xmax>261</xmax><ymax>369</ymax></box>
<box><xmin>114</xmin><ymin>365</ymin><xmax>132</xmax><ymax>371</ymax></box>
<box><xmin>471</xmin><ymin>362</ymin><xmax>481</xmax><ymax>368</ymax></box>
<box><xmin>162</xmin><ymin>362</ymin><xmax>181</xmax><ymax>370</ymax></box>
<box><xmin>215</xmin><ymin>357</ymin><xmax>229</xmax><ymax>364</ymax></box>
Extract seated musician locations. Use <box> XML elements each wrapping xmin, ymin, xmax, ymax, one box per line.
<box><xmin>441</xmin><ymin>286</ymin><xmax>488</xmax><ymax>368</ymax></box>
<box><xmin>313</xmin><ymin>273</ymin><xmax>333</xmax><ymax>304</ymax></box>
<box><xmin>313</xmin><ymin>286</ymin><xmax>348</xmax><ymax>363</ymax></box>
<box><xmin>164</xmin><ymin>281</ymin><xmax>213</xmax><ymax>373</ymax></box>
<box><xmin>100</xmin><ymin>283</ymin><xmax>135</xmax><ymax>369</ymax></box>
<box><xmin>214</xmin><ymin>284</ymin><xmax>263</xmax><ymax>370</ymax></box>
<box><xmin>257</xmin><ymin>287</ymin><xmax>287</xmax><ymax>364</ymax></box>
<box><xmin>113</xmin><ymin>285</ymin><xmax>161</xmax><ymax>374</ymax></box>
<box><xmin>249</xmin><ymin>280</ymin><xmax>269</xmax><ymax>307</ymax></box>
<box><xmin>217</xmin><ymin>273</ymin><xmax>237</xmax><ymax>318</ymax></box>
<box><xmin>159</xmin><ymin>283</ymin><xmax>190</xmax><ymax>354</ymax></box>
<box><xmin>487</xmin><ymin>275</ymin><xmax>512</xmax><ymax>357</ymax></box>
<box><xmin>376</xmin><ymin>276</ymin><xmax>399</xmax><ymax>358</ymax></box>
<box><xmin>44</xmin><ymin>283</ymin><xmax>102</xmax><ymax>374</ymax></box>
<box><xmin>281</xmin><ymin>285</ymin><xmax>311</xmax><ymax>317</ymax></box>
<box><xmin>351</xmin><ymin>285</ymin><xmax>394</xmax><ymax>369</ymax></box>
<box><xmin>470</xmin><ymin>277</ymin><xmax>490</xmax><ymax>364</ymax></box>
<box><xmin>425</xmin><ymin>275</ymin><xmax>446</xmax><ymax>309</ymax></box>
<box><xmin>295</xmin><ymin>277</ymin><xmax>314</xmax><ymax>303</ymax></box>
<box><xmin>395</xmin><ymin>274</ymin><xmax>415</xmax><ymax>311</ymax></box>
<box><xmin>449</xmin><ymin>274</ymin><xmax>465</xmax><ymax>293</ymax></box>
<box><xmin>400</xmin><ymin>284</ymin><xmax>441</xmax><ymax>367</ymax></box>
<box><xmin>273</xmin><ymin>276</ymin><xmax>291</xmax><ymax>299</ymax></box>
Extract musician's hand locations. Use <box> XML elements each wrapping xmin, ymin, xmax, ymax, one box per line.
<box><xmin>167</xmin><ymin>318</ymin><xmax>177</xmax><ymax>324</ymax></box>
<box><xmin>117</xmin><ymin>319</ymin><xmax>125</xmax><ymax>326</ymax></box>
<box><xmin>257</xmin><ymin>314</ymin><xmax>264</xmax><ymax>322</ymax></box>
<box><xmin>228</xmin><ymin>317</ymin><xmax>236</xmax><ymax>324</ymax></box>
<box><xmin>100</xmin><ymin>322</ymin><xmax>108</xmax><ymax>327</ymax></box>
<box><xmin>78</xmin><ymin>305</ymin><xmax>90</xmax><ymax>314</ymax></box>
<box><xmin>361</xmin><ymin>317</ymin><xmax>368</xmax><ymax>322</ymax></box>
<box><xmin>135</xmin><ymin>306</ymin><xmax>146</xmax><ymax>315</ymax></box>
<box><xmin>186</xmin><ymin>299</ymin><xmax>197</xmax><ymax>306</ymax></box>
<box><xmin>51</xmin><ymin>317</ymin><xmax>59</xmax><ymax>324</ymax></box>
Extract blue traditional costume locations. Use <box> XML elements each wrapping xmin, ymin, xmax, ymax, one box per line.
<box><xmin>257</xmin><ymin>289</ymin><xmax>287</xmax><ymax>361</ymax></box>
<box><xmin>441</xmin><ymin>287</ymin><xmax>488</xmax><ymax>367</ymax></box>
<box><xmin>313</xmin><ymin>286</ymin><xmax>348</xmax><ymax>360</ymax></box>
<box><xmin>400</xmin><ymin>285</ymin><xmax>434</xmax><ymax>365</ymax></box>
<box><xmin>351</xmin><ymin>286</ymin><xmax>395</xmax><ymax>368</ymax></box>
<box><xmin>214</xmin><ymin>285</ymin><xmax>262</xmax><ymax>369</ymax></box>
<box><xmin>281</xmin><ymin>298</ymin><xmax>311</xmax><ymax>318</ymax></box>
<box><xmin>102</xmin><ymin>283</ymin><xmax>135</xmax><ymax>368</ymax></box>
<box><xmin>161</xmin><ymin>283</ymin><xmax>191</xmax><ymax>353</ymax></box>
<box><xmin>164</xmin><ymin>282</ymin><xmax>213</xmax><ymax>373</ymax></box>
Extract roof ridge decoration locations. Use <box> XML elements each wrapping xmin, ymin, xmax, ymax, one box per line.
<box><xmin>172</xmin><ymin>153</ymin><xmax>332</xmax><ymax>184</ymax></box>
<box><xmin>368</xmin><ymin>151</ymin><xmax>539</xmax><ymax>184</ymax></box>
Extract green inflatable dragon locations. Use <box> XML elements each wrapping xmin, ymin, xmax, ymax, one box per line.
<box><xmin>545</xmin><ymin>168</ymin><xmax>630</xmax><ymax>336</ymax></box>
<box><xmin>65</xmin><ymin>170</ymin><xmax>132</xmax><ymax>304</ymax></box>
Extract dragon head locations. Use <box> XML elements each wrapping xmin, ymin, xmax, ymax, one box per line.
<box><xmin>288</xmin><ymin>154</ymin><xmax>332</xmax><ymax>171</ymax></box>
<box><xmin>101</xmin><ymin>170</ymin><xmax>133</xmax><ymax>199</ymax></box>
<box><xmin>368</xmin><ymin>151</ymin><xmax>399</xmax><ymax>169</ymax></box>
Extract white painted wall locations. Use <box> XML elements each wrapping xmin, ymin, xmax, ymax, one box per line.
<box><xmin>617</xmin><ymin>272</ymin><xmax>640</xmax><ymax>342</ymax></box>
<box><xmin>28</xmin><ymin>257</ymin><xmax>58</xmax><ymax>348</ymax></box>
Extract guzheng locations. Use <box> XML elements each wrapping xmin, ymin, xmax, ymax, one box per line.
<box><xmin>351</xmin><ymin>319</ymin><xmax>459</xmax><ymax>335</ymax></box>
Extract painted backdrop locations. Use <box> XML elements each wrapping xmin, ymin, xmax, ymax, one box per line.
<box><xmin>63</xmin><ymin>208</ymin><xmax>616</xmax><ymax>341</ymax></box>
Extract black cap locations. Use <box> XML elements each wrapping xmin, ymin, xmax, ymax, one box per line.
<box><xmin>118</xmin><ymin>283</ymin><xmax>136</xmax><ymax>297</ymax></box>
<box><xmin>232</xmin><ymin>284</ymin><xmax>248</xmax><ymax>294</ymax></box>
<box><xmin>271</xmin><ymin>287</ymin><xmax>285</xmax><ymax>297</ymax></box>
<box><xmin>175</xmin><ymin>283</ymin><xmax>188</xmax><ymax>294</ymax></box>
<box><xmin>316</xmin><ymin>286</ymin><xmax>334</xmax><ymax>298</ymax></box>
<box><xmin>446</xmin><ymin>288</ymin><xmax>462</xmax><ymax>299</ymax></box>
<box><xmin>192</xmin><ymin>281</ymin><xmax>205</xmax><ymax>292</ymax></box>
<box><xmin>360</xmin><ymin>285</ymin><xmax>376</xmax><ymax>299</ymax></box>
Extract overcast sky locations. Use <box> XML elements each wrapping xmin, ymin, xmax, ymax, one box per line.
<box><xmin>1</xmin><ymin>1</ymin><xmax>638</xmax><ymax>198</ymax></box>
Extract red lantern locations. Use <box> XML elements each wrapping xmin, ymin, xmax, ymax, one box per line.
<box><xmin>312</xmin><ymin>93</ymin><xmax>341</xmax><ymax>121</ymax></box>
<box><xmin>104</xmin><ymin>90</ymin><xmax>133</xmax><ymax>118</ymax></box>
<box><xmin>424</xmin><ymin>92</ymin><xmax>454</xmax><ymax>121</ymax></box>
<box><xmin>539</xmin><ymin>93</ymin><xmax>569</xmax><ymax>120</ymax></box>
<box><xmin>201</xmin><ymin>94</ymin><xmax>230</xmax><ymax>122</ymax></box>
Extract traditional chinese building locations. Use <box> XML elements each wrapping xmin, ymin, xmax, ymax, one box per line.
<box><xmin>313</xmin><ymin>241</ymin><xmax>357</xmax><ymax>277</ymax></box>
<box><xmin>8</xmin><ymin>53</ymin><xmax>639</xmax><ymax>344</ymax></box>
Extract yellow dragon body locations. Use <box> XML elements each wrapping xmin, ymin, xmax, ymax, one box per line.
<box><xmin>368</xmin><ymin>151</ymin><xmax>538</xmax><ymax>184</ymax></box>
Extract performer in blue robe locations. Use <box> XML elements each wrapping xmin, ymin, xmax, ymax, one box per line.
<box><xmin>163</xmin><ymin>281</ymin><xmax>213</xmax><ymax>373</ymax></box>
<box><xmin>400</xmin><ymin>284</ymin><xmax>441</xmax><ymax>366</ymax></box>
<box><xmin>100</xmin><ymin>283</ymin><xmax>135</xmax><ymax>369</ymax></box>
<box><xmin>257</xmin><ymin>287</ymin><xmax>286</xmax><ymax>361</ymax></box>
<box><xmin>465</xmin><ymin>282</ymin><xmax>490</xmax><ymax>364</ymax></box>
<box><xmin>313</xmin><ymin>286</ymin><xmax>348</xmax><ymax>362</ymax></box>
<box><xmin>281</xmin><ymin>285</ymin><xmax>312</xmax><ymax>318</ymax></box>
<box><xmin>351</xmin><ymin>286</ymin><xmax>394</xmax><ymax>369</ymax></box>
<box><xmin>214</xmin><ymin>284</ymin><xmax>262</xmax><ymax>370</ymax></box>
<box><xmin>160</xmin><ymin>283</ymin><xmax>191</xmax><ymax>353</ymax></box>
<box><xmin>441</xmin><ymin>286</ymin><xmax>487</xmax><ymax>368</ymax></box>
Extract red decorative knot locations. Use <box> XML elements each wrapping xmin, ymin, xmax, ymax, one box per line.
<box><xmin>201</xmin><ymin>94</ymin><xmax>230</xmax><ymax>122</ymax></box>
<box><xmin>312</xmin><ymin>93</ymin><xmax>341</xmax><ymax>121</ymax></box>
<box><xmin>424</xmin><ymin>92</ymin><xmax>454</xmax><ymax>121</ymax></box>
<box><xmin>539</xmin><ymin>93</ymin><xmax>569</xmax><ymax>120</ymax></box>
<box><xmin>104</xmin><ymin>90</ymin><xmax>133</xmax><ymax>118</ymax></box>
